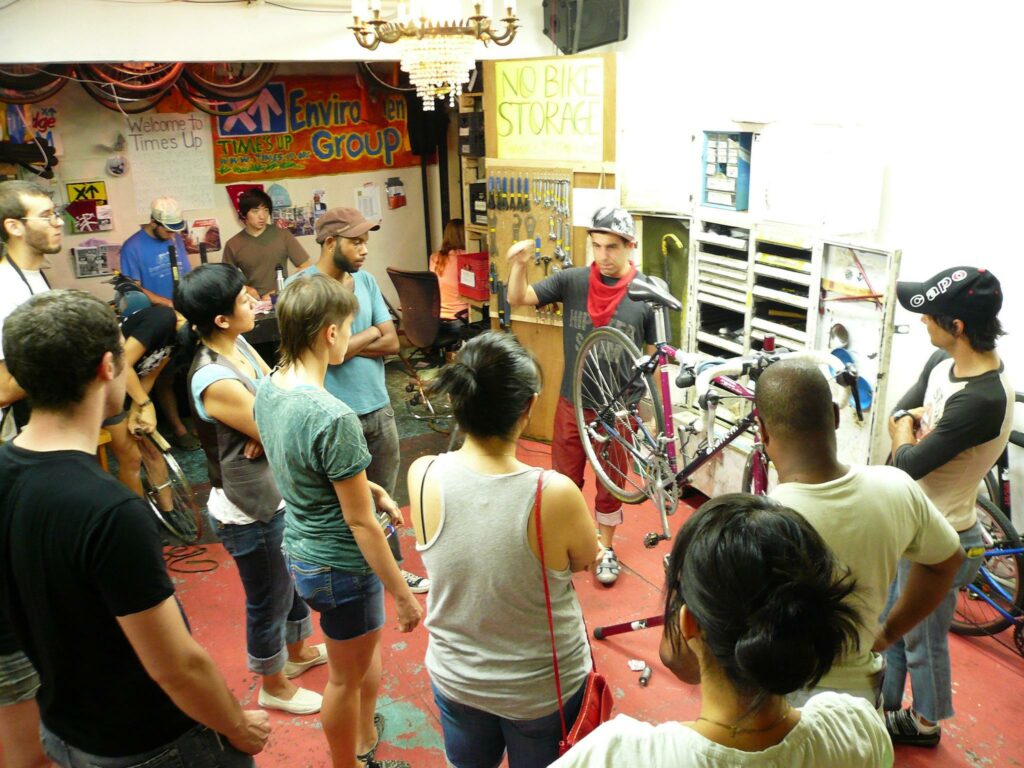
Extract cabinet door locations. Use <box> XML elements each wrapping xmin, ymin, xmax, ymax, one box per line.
<box><xmin>817</xmin><ymin>241</ymin><xmax>901</xmax><ymax>465</ymax></box>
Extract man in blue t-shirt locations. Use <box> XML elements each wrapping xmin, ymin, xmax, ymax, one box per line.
<box><xmin>119</xmin><ymin>196</ymin><xmax>192</xmax><ymax>308</ymax></box>
<box><xmin>288</xmin><ymin>208</ymin><xmax>430</xmax><ymax>593</ymax></box>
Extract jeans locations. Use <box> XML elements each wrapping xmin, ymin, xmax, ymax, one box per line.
<box><xmin>41</xmin><ymin>723</ymin><xmax>253</xmax><ymax>768</ymax></box>
<box><xmin>287</xmin><ymin>558</ymin><xmax>385</xmax><ymax>641</ymax></box>
<box><xmin>359</xmin><ymin>405</ymin><xmax>402</xmax><ymax>562</ymax></box>
<box><xmin>432</xmin><ymin>681</ymin><xmax>585</xmax><ymax>768</ymax></box>
<box><xmin>211</xmin><ymin>509</ymin><xmax>312</xmax><ymax>675</ymax></box>
<box><xmin>882</xmin><ymin>521</ymin><xmax>985</xmax><ymax>722</ymax></box>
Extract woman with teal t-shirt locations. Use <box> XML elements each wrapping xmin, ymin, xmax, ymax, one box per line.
<box><xmin>254</xmin><ymin>274</ymin><xmax>422</xmax><ymax>768</ymax></box>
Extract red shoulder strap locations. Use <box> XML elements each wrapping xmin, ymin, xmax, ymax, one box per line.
<box><xmin>536</xmin><ymin>470</ymin><xmax>568</xmax><ymax>742</ymax></box>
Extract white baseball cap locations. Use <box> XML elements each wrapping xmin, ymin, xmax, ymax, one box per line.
<box><xmin>150</xmin><ymin>197</ymin><xmax>186</xmax><ymax>232</ymax></box>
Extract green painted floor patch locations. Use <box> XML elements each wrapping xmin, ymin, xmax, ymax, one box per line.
<box><xmin>377</xmin><ymin>697</ymin><xmax>446</xmax><ymax>752</ymax></box>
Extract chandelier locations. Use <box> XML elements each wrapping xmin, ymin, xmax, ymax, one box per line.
<box><xmin>350</xmin><ymin>1</ymin><xmax>519</xmax><ymax>110</ymax></box>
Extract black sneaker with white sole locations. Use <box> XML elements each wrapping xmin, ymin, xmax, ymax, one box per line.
<box><xmin>884</xmin><ymin>708</ymin><xmax>941</xmax><ymax>747</ymax></box>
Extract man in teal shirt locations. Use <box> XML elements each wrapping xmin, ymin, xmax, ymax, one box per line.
<box><xmin>289</xmin><ymin>208</ymin><xmax>429</xmax><ymax>593</ymax></box>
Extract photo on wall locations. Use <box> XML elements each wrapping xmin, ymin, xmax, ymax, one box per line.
<box><xmin>72</xmin><ymin>244</ymin><xmax>115</xmax><ymax>278</ymax></box>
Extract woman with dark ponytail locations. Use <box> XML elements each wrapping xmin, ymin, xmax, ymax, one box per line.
<box><xmin>407</xmin><ymin>331</ymin><xmax>602</xmax><ymax>768</ymax></box>
<box><xmin>552</xmin><ymin>493</ymin><xmax>893</xmax><ymax>767</ymax></box>
<box><xmin>174</xmin><ymin>263</ymin><xmax>325</xmax><ymax>717</ymax></box>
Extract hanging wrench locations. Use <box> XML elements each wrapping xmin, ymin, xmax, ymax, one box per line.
<box><xmin>512</xmin><ymin>213</ymin><xmax>522</xmax><ymax>241</ymax></box>
<box><xmin>544</xmin><ymin>180</ymin><xmax>552</xmax><ymax>209</ymax></box>
<box><xmin>525</xmin><ymin>215</ymin><xmax>536</xmax><ymax>239</ymax></box>
<box><xmin>487</xmin><ymin>211</ymin><xmax>497</xmax><ymax>256</ymax></box>
<box><xmin>533</xmin><ymin>177</ymin><xmax>542</xmax><ymax>206</ymax></box>
<box><xmin>548</xmin><ymin>216</ymin><xmax>557</xmax><ymax>241</ymax></box>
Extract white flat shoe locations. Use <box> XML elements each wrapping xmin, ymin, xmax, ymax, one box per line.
<box><xmin>258</xmin><ymin>686</ymin><xmax>322</xmax><ymax>715</ymax></box>
<box><xmin>283</xmin><ymin>643</ymin><xmax>328</xmax><ymax>679</ymax></box>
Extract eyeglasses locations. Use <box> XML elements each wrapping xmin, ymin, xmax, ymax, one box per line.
<box><xmin>20</xmin><ymin>213</ymin><xmax>64</xmax><ymax>227</ymax></box>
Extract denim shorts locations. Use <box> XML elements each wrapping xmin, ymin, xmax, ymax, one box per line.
<box><xmin>0</xmin><ymin>650</ymin><xmax>40</xmax><ymax>706</ymax></box>
<box><xmin>287</xmin><ymin>558</ymin><xmax>384</xmax><ymax>641</ymax></box>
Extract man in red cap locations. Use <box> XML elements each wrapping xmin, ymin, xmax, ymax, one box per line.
<box><xmin>883</xmin><ymin>266</ymin><xmax>1013</xmax><ymax>746</ymax></box>
<box><xmin>288</xmin><ymin>208</ymin><xmax>430</xmax><ymax>594</ymax></box>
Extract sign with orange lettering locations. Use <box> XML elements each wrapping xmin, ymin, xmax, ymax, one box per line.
<box><xmin>211</xmin><ymin>76</ymin><xmax>419</xmax><ymax>182</ymax></box>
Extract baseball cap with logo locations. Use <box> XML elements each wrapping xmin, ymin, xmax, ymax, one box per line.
<box><xmin>150</xmin><ymin>197</ymin><xmax>186</xmax><ymax>232</ymax></box>
<box><xmin>587</xmin><ymin>206</ymin><xmax>636</xmax><ymax>244</ymax></box>
<box><xmin>896</xmin><ymin>266</ymin><xmax>1002</xmax><ymax>322</ymax></box>
<box><xmin>315</xmin><ymin>207</ymin><xmax>381</xmax><ymax>244</ymax></box>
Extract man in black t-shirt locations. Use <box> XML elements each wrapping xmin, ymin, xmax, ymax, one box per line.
<box><xmin>507</xmin><ymin>208</ymin><xmax>657</xmax><ymax>587</ymax></box>
<box><xmin>0</xmin><ymin>290</ymin><xmax>269</xmax><ymax>766</ymax></box>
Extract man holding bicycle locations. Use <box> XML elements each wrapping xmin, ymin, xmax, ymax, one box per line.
<box><xmin>507</xmin><ymin>207</ymin><xmax>657</xmax><ymax>587</ymax></box>
<box><xmin>884</xmin><ymin>266</ymin><xmax>1014</xmax><ymax>746</ymax></box>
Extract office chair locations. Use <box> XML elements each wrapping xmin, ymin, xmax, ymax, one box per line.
<box><xmin>386</xmin><ymin>267</ymin><xmax>463</xmax><ymax>432</ymax></box>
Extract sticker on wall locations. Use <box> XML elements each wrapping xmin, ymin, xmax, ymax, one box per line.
<box><xmin>274</xmin><ymin>206</ymin><xmax>315</xmax><ymax>237</ymax></box>
<box><xmin>105</xmin><ymin>155</ymin><xmax>128</xmax><ymax>177</ymax></box>
<box><xmin>71</xmin><ymin>240</ymin><xmax>117</xmax><ymax>278</ymax></box>
<box><xmin>185</xmin><ymin>218</ymin><xmax>222</xmax><ymax>256</ymax></box>
<box><xmin>6</xmin><ymin>104</ymin><xmax>62</xmax><ymax>155</ymax></box>
<box><xmin>267</xmin><ymin>183</ymin><xmax>291</xmax><ymax>210</ymax></box>
<box><xmin>385</xmin><ymin>177</ymin><xmax>406</xmax><ymax>210</ymax></box>
<box><xmin>64</xmin><ymin>181</ymin><xmax>113</xmax><ymax>234</ymax></box>
<box><xmin>355</xmin><ymin>182</ymin><xmax>381</xmax><ymax>221</ymax></box>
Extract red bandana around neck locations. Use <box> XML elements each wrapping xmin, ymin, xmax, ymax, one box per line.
<box><xmin>587</xmin><ymin>261</ymin><xmax>638</xmax><ymax>327</ymax></box>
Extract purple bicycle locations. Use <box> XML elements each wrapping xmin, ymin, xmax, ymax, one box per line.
<box><xmin>572</xmin><ymin>276</ymin><xmax>863</xmax><ymax>551</ymax></box>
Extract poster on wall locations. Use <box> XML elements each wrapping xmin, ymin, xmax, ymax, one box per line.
<box><xmin>185</xmin><ymin>217</ymin><xmax>221</xmax><ymax>256</ymax></box>
<box><xmin>5</xmin><ymin>103</ymin><xmax>62</xmax><ymax>155</ymax></box>
<box><xmin>125</xmin><ymin>112</ymin><xmax>215</xmax><ymax>214</ymax></box>
<box><xmin>211</xmin><ymin>76</ymin><xmax>420</xmax><ymax>183</ymax></box>
<box><xmin>71</xmin><ymin>241</ymin><xmax>118</xmax><ymax>278</ymax></box>
<box><xmin>64</xmin><ymin>180</ymin><xmax>113</xmax><ymax>234</ymax></box>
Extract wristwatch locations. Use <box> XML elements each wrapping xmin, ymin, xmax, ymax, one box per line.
<box><xmin>891</xmin><ymin>409</ymin><xmax>913</xmax><ymax>423</ymax></box>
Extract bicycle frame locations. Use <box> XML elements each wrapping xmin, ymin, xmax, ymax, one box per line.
<box><xmin>964</xmin><ymin>555</ymin><xmax>1024</xmax><ymax>627</ymax></box>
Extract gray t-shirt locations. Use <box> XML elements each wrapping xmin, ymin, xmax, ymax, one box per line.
<box><xmin>533</xmin><ymin>266</ymin><xmax>658</xmax><ymax>401</ymax></box>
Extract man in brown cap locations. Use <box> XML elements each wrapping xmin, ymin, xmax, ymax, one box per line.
<box><xmin>287</xmin><ymin>208</ymin><xmax>430</xmax><ymax>594</ymax></box>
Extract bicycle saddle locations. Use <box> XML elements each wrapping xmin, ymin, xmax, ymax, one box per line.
<box><xmin>628</xmin><ymin>274</ymin><xmax>682</xmax><ymax>311</ymax></box>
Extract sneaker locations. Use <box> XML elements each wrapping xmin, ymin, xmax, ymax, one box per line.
<box><xmin>356</xmin><ymin>712</ymin><xmax>386</xmax><ymax>762</ymax></box>
<box><xmin>595</xmin><ymin>548</ymin><xmax>621</xmax><ymax>586</ymax></box>
<box><xmin>363</xmin><ymin>761</ymin><xmax>409</xmax><ymax>768</ymax></box>
<box><xmin>170</xmin><ymin>431</ymin><xmax>202</xmax><ymax>452</ymax></box>
<box><xmin>885</xmin><ymin>708</ymin><xmax>941</xmax><ymax>747</ymax></box>
<box><xmin>257</xmin><ymin>686</ymin><xmax>322</xmax><ymax>715</ymax></box>
<box><xmin>283</xmin><ymin>643</ymin><xmax>328</xmax><ymax>679</ymax></box>
<box><xmin>402</xmin><ymin>570</ymin><xmax>430</xmax><ymax>594</ymax></box>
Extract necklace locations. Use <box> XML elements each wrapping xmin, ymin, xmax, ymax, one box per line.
<box><xmin>695</xmin><ymin>704</ymin><xmax>792</xmax><ymax>739</ymax></box>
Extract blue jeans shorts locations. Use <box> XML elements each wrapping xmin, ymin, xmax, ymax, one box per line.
<box><xmin>287</xmin><ymin>558</ymin><xmax>385</xmax><ymax>641</ymax></box>
<box><xmin>432</xmin><ymin>680</ymin><xmax>586</xmax><ymax>768</ymax></box>
<box><xmin>0</xmin><ymin>650</ymin><xmax>40</xmax><ymax>706</ymax></box>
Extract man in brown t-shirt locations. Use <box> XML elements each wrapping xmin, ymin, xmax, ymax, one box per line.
<box><xmin>223</xmin><ymin>189</ymin><xmax>310</xmax><ymax>298</ymax></box>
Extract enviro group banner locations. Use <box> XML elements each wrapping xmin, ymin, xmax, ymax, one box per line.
<box><xmin>211</xmin><ymin>76</ymin><xmax>418</xmax><ymax>183</ymax></box>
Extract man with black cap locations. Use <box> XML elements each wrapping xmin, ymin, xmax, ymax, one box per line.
<box><xmin>288</xmin><ymin>208</ymin><xmax>430</xmax><ymax>594</ymax></box>
<box><xmin>883</xmin><ymin>266</ymin><xmax>1013</xmax><ymax>746</ymax></box>
<box><xmin>507</xmin><ymin>207</ymin><xmax>657</xmax><ymax>587</ymax></box>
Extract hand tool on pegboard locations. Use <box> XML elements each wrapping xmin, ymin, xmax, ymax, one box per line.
<box><xmin>487</xmin><ymin>176</ymin><xmax>496</xmax><ymax>210</ymax></box>
<box><xmin>499</xmin><ymin>177</ymin><xmax>508</xmax><ymax>210</ymax></box>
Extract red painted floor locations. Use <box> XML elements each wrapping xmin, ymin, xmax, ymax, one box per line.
<box><xmin>173</xmin><ymin>440</ymin><xmax>1024</xmax><ymax>767</ymax></box>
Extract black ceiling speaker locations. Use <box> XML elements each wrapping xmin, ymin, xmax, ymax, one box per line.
<box><xmin>542</xmin><ymin>0</ymin><xmax>629</xmax><ymax>54</ymax></box>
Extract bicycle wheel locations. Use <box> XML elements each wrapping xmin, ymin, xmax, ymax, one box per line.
<box><xmin>977</xmin><ymin>469</ymin><xmax>1000</xmax><ymax>509</ymax></box>
<box><xmin>951</xmin><ymin>496</ymin><xmax>1024</xmax><ymax>636</ymax></box>
<box><xmin>573</xmin><ymin>326</ymin><xmax>666</xmax><ymax>504</ymax></box>
<box><xmin>139</xmin><ymin>432</ymin><xmax>202</xmax><ymax>544</ymax></box>
<box><xmin>741</xmin><ymin>446</ymin><xmax>772</xmax><ymax>495</ymax></box>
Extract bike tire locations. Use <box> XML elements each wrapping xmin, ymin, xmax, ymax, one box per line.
<box><xmin>0</xmin><ymin>77</ymin><xmax>67</xmax><ymax>105</ymax></box>
<box><xmin>139</xmin><ymin>434</ymin><xmax>202</xmax><ymax>544</ymax></box>
<box><xmin>977</xmin><ymin>469</ymin><xmax>1000</xmax><ymax>510</ymax></box>
<box><xmin>573</xmin><ymin>326</ymin><xmax>666</xmax><ymax>504</ymax></box>
<box><xmin>951</xmin><ymin>496</ymin><xmax>1024</xmax><ymax>636</ymax></box>
<box><xmin>0</xmin><ymin>64</ymin><xmax>70</xmax><ymax>90</ymax></box>
<box><xmin>181</xmin><ymin>63</ymin><xmax>276</xmax><ymax>100</ymax></box>
<box><xmin>740</xmin><ymin>447</ymin><xmax>771</xmax><ymax>495</ymax></box>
